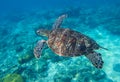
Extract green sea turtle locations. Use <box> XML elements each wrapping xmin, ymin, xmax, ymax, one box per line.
<box><xmin>34</xmin><ymin>14</ymin><xmax>107</xmax><ymax>69</ymax></box>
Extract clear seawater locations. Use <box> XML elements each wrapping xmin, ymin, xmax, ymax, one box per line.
<box><xmin>0</xmin><ymin>0</ymin><xmax>120</xmax><ymax>82</ymax></box>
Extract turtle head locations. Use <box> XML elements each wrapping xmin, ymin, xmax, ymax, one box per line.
<box><xmin>36</xmin><ymin>29</ymin><xmax>49</xmax><ymax>37</ymax></box>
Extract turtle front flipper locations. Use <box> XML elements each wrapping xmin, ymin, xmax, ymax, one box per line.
<box><xmin>34</xmin><ymin>40</ymin><xmax>46</xmax><ymax>59</ymax></box>
<box><xmin>52</xmin><ymin>14</ymin><xmax>67</xmax><ymax>29</ymax></box>
<box><xmin>85</xmin><ymin>51</ymin><xmax>104</xmax><ymax>69</ymax></box>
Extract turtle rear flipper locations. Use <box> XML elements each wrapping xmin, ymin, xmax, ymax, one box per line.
<box><xmin>52</xmin><ymin>14</ymin><xmax>67</xmax><ymax>29</ymax></box>
<box><xmin>34</xmin><ymin>40</ymin><xmax>46</xmax><ymax>59</ymax></box>
<box><xmin>85</xmin><ymin>51</ymin><xmax>104</xmax><ymax>69</ymax></box>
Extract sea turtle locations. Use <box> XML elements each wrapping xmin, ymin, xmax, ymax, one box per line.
<box><xmin>34</xmin><ymin>14</ymin><xmax>107</xmax><ymax>69</ymax></box>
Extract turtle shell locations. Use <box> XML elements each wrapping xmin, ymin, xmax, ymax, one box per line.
<box><xmin>47</xmin><ymin>28</ymin><xmax>100</xmax><ymax>57</ymax></box>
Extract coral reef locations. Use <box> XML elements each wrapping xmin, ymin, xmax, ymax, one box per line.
<box><xmin>3</xmin><ymin>73</ymin><xmax>24</xmax><ymax>82</ymax></box>
<box><xmin>18</xmin><ymin>53</ymin><xmax>34</xmax><ymax>64</ymax></box>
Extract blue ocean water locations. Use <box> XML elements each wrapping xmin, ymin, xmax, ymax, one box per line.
<box><xmin>0</xmin><ymin>0</ymin><xmax>120</xmax><ymax>82</ymax></box>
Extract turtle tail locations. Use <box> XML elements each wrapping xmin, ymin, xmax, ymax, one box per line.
<box><xmin>85</xmin><ymin>51</ymin><xmax>104</xmax><ymax>69</ymax></box>
<box><xmin>100</xmin><ymin>46</ymin><xmax>108</xmax><ymax>50</ymax></box>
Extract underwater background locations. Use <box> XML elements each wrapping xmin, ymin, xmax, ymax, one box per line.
<box><xmin>0</xmin><ymin>0</ymin><xmax>120</xmax><ymax>82</ymax></box>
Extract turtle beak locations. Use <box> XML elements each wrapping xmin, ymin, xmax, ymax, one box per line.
<box><xmin>36</xmin><ymin>29</ymin><xmax>41</xmax><ymax>35</ymax></box>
